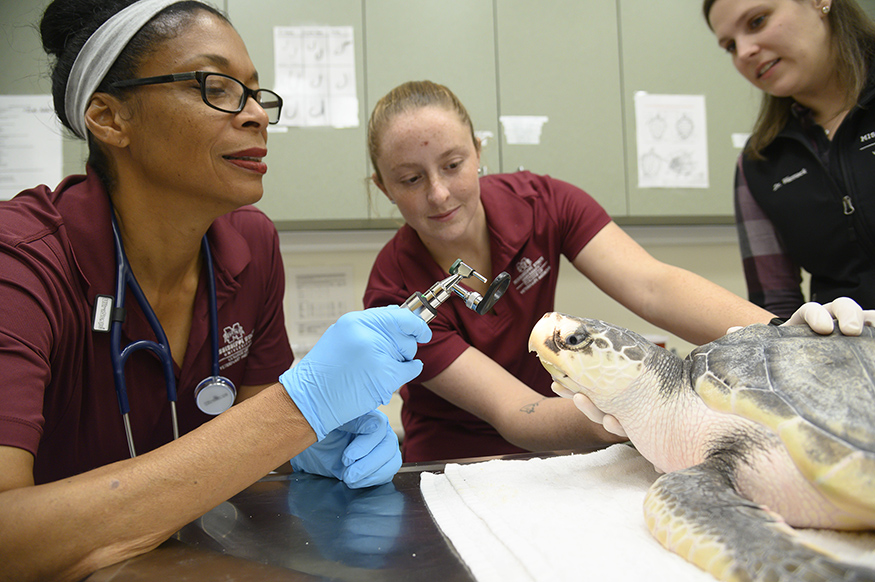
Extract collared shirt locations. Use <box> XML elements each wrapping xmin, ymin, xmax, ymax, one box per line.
<box><xmin>0</xmin><ymin>170</ymin><xmax>293</xmax><ymax>483</ymax></box>
<box><xmin>364</xmin><ymin>171</ymin><xmax>611</xmax><ymax>461</ymax></box>
<box><xmin>734</xmin><ymin>156</ymin><xmax>805</xmax><ymax>318</ymax></box>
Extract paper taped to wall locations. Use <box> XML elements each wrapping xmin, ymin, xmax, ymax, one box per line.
<box><xmin>273</xmin><ymin>26</ymin><xmax>359</xmax><ymax>128</ymax></box>
<box><xmin>0</xmin><ymin>95</ymin><xmax>63</xmax><ymax>200</ymax></box>
<box><xmin>500</xmin><ymin>115</ymin><xmax>549</xmax><ymax>145</ymax></box>
<box><xmin>634</xmin><ymin>92</ymin><xmax>709</xmax><ymax>189</ymax></box>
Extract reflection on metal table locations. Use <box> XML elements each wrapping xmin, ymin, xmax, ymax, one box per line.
<box><xmin>84</xmin><ymin>451</ymin><xmax>578</xmax><ymax>582</ymax></box>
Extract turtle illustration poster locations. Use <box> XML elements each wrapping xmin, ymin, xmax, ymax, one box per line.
<box><xmin>634</xmin><ymin>92</ymin><xmax>709</xmax><ymax>189</ymax></box>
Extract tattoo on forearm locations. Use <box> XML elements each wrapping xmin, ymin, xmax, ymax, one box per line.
<box><xmin>520</xmin><ymin>398</ymin><xmax>547</xmax><ymax>414</ymax></box>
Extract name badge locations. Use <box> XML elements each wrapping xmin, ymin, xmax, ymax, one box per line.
<box><xmin>92</xmin><ymin>295</ymin><xmax>114</xmax><ymax>332</ymax></box>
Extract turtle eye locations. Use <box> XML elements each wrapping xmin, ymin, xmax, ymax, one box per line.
<box><xmin>563</xmin><ymin>332</ymin><xmax>591</xmax><ymax>349</ymax></box>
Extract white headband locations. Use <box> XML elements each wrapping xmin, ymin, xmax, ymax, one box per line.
<box><xmin>64</xmin><ymin>0</ymin><xmax>186</xmax><ymax>139</ymax></box>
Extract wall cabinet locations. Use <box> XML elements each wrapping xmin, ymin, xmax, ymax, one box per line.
<box><xmin>494</xmin><ymin>0</ymin><xmax>626</xmax><ymax>216</ymax></box>
<box><xmin>618</xmin><ymin>0</ymin><xmax>759</xmax><ymax>220</ymax></box>
<box><xmin>2</xmin><ymin>0</ymin><xmax>769</xmax><ymax>228</ymax></box>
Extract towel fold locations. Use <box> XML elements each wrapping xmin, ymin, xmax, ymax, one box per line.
<box><xmin>420</xmin><ymin>444</ymin><xmax>875</xmax><ymax>582</ymax></box>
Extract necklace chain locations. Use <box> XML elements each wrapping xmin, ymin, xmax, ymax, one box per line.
<box><xmin>819</xmin><ymin>108</ymin><xmax>848</xmax><ymax>136</ymax></box>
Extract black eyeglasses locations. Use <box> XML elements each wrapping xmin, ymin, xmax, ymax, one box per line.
<box><xmin>111</xmin><ymin>71</ymin><xmax>283</xmax><ymax>124</ymax></box>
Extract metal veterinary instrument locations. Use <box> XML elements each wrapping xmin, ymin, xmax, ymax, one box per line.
<box><xmin>95</xmin><ymin>213</ymin><xmax>236</xmax><ymax>458</ymax></box>
<box><xmin>402</xmin><ymin>259</ymin><xmax>511</xmax><ymax>323</ymax></box>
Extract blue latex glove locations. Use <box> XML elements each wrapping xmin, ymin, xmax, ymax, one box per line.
<box><xmin>280</xmin><ymin>306</ymin><xmax>431</xmax><ymax>440</ymax></box>
<box><xmin>290</xmin><ymin>411</ymin><xmax>402</xmax><ymax>488</ymax></box>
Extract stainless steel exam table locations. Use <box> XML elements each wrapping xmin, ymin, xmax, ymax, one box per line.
<box><xmin>85</xmin><ymin>451</ymin><xmax>584</xmax><ymax>582</ymax></box>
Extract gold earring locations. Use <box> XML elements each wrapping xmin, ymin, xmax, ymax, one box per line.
<box><xmin>822</xmin><ymin>4</ymin><xmax>830</xmax><ymax>14</ymax></box>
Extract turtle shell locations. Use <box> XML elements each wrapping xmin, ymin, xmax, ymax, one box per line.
<box><xmin>689</xmin><ymin>323</ymin><xmax>875</xmax><ymax>522</ymax></box>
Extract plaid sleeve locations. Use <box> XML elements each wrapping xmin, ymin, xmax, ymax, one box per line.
<box><xmin>734</xmin><ymin>156</ymin><xmax>805</xmax><ymax>318</ymax></box>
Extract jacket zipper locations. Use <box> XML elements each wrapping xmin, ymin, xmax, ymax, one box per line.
<box><xmin>843</xmin><ymin>195</ymin><xmax>856</xmax><ymax>215</ymax></box>
<box><xmin>843</xmin><ymin>195</ymin><xmax>858</xmax><ymax>242</ymax></box>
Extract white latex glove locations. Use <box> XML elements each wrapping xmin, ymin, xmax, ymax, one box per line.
<box><xmin>550</xmin><ymin>380</ymin><xmax>576</xmax><ymax>399</ymax></box>
<box><xmin>784</xmin><ymin>298</ymin><xmax>875</xmax><ymax>336</ymax></box>
<box><xmin>551</xmin><ymin>381</ymin><xmax>628</xmax><ymax>439</ymax></box>
<box><xmin>726</xmin><ymin>297</ymin><xmax>875</xmax><ymax>337</ymax></box>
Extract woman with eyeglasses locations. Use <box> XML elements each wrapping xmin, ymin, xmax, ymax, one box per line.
<box><xmin>0</xmin><ymin>1</ymin><xmax>430</xmax><ymax>580</ymax></box>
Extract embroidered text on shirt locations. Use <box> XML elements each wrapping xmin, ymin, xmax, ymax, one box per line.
<box><xmin>513</xmin><ymin>256</ymin><xmax>550</xmax><ymax>295</ymax></box>
<box><xmin>219</xmin><ymin>322</ymin><xmax>253</xmax><ymax>370</ymax></box>
<box><xmin>772</xmin><ymin>167</ymin><xmax>808</xmax><ymax>192</ymax></box>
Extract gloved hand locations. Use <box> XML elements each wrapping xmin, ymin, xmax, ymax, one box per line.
<box><xmin>784</xmin><ymin>297</ymin><xmax>875</xmax><ymax>336</ymax></box>
<box><xmin>725</xmin><ymin>298</ymin><xmax>875</xmax><ymax>337</ymax></box>
<box><xmin>290</xmin><ymin>410</ymin><xmax>402</xmax><ymax>488</ymax></box>
<box><xmin>279</xmin><ymin>306</ymin><xmax>431</xmax><ymax>440</ymax></box>
<box><xmin>551</xmin><ymin>381</ymin><xmax>629</xmax><ymax>439</ymax></box>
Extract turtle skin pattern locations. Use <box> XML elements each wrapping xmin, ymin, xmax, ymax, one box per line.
<box><xmin>645</xmin><ymin>456</ymin><xmax>875</xmax><ymax>582</ymax></box>
<box><xmin>689</xmin><ymin>324</ymin><xmax>875</xmax><ymax>524</ymax></box>
<box><xmin>529</xmin><ymin>315</ymin><xmax>875</xmax><ymax>582</ymax></box>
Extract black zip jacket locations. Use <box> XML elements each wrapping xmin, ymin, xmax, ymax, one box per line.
<box><xmin>740</xmin><ymin>69</ymin><xmax>875</xmax><ymax>309</ymax></box>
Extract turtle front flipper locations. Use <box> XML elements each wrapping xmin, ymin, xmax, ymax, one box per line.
<box><xmin>644</xmin><ymin>458</ymin><xmax>875</xmax><ymax>582</ymax></box>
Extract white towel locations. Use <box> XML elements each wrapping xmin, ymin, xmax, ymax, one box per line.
<box><xmin>420</xmin><ymin>444</ymin><xmax>875</xmax><ymax>582</ymax></box>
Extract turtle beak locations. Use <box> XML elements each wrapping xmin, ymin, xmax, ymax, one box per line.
<box><xmin>529</xmin><ymin>312</ymin><xmax>563</xmax><ymax>355</ymax></box>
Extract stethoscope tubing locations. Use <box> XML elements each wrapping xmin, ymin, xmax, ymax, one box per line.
<box><xmin>109</xmin><ymin>213</ymin><xmax>219</xmax><ymax>457</ymax></box>
<box><xmin>110</xmin><ymin>213</ymin><xmax>182</xmax><ymax>456</ymax></box>
<box><xmin>203</xmin><ymin>239</ymin><xmax>221</xmax><ymax>378</ymax></box>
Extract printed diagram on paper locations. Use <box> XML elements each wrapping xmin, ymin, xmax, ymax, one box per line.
<box><xmin>285</xmin><ymin>266</ymin><xmax>355</xmax><ymax>358</ymax></box>
<box><xmin>273</xmin><ymin>26</ymin><xmax>359</xmax><ymax>128</ymax></box>
<box><xmin>634</xmin><ymin>93</ymin><xmax>709</xmax><ymax>189</ymax></box>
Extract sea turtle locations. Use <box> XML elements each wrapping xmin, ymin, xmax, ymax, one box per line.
<box><xmin>528</xmin><ymin>313</ymin><xmax>875</xmax><ymax>582</ymax></box>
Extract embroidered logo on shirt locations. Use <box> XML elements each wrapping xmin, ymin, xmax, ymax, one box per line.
<box><xmin>513</xmin><ymin>256</ymin><xmax>551</xmax><ymax>295</ymax></box>
<box><xmin>771</xmin><ymin>167</ymin><xmax>808</xmax><ymax>192</ymax></box>
<box><xmin>219</xmin><ymin>322</ymin><xmax>252</xmax><ymax>370</ymax></box>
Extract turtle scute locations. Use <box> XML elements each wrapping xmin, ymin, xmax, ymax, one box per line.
<box><xmin>688</xmin><ymin>324</ymin><xmax>875</xmax><ymax>523</ymax></box>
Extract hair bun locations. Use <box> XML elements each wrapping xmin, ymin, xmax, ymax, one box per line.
<box><xmin>40</xmin><ymin>0</ymin><xmax>134</xmax><ymax>59</ymax></box>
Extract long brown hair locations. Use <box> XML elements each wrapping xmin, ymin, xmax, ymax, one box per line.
<box><xmin>702</xmin><ymin>0</ymin><xmax>875</xmax><ymax>160</ymax></box>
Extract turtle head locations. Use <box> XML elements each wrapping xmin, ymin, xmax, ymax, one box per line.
<box><xmin>529</xmin><ymin>313</ymin><xmax>656</xmax><ymax>404</ymax></box>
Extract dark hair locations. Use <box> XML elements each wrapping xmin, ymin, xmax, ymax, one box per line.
<box><xmin>702</xmin><ymin>0</ymin><xmax>875</xmax><ymax>160</ymax></box>
<box><xmin>39</xmin><ymin>0</ymin><xmax>229</xmax><ymax>189</ymax></box>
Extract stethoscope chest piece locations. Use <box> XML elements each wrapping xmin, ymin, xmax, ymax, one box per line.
<box><xmin>195</xmin><ymin>375</ymin><xmax>237</xmax><ymax>415</ymax></box>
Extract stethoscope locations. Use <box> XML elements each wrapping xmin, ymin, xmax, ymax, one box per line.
<box><xmin>95</xmin><ymin>213</ymin><xmax>237</xmax><ymax>458</ymax></box>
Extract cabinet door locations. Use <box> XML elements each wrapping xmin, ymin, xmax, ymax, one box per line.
<box><xmin>230</xmin><ymin>0</ymin><xmax>371</xmax><ymax>228</ymax></box>
<box><xmin>495</xmin><ymin>0</ymin><xmax>627</xmax><ymax>216</ymax></box>
<box><xmin>363</xmin><ymin>0</ymin><xmax>499</xmax><ymax>221</ymax></box>
<box><xmin>619</xmin><ymin>0</ymin><xmax>759</xmax><ymax>219</ymax></box>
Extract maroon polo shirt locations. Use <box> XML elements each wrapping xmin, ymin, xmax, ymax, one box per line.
<box><xmin>0</xmin><ymin>170</ymin><xmax>293</xmax><ymax>484</ymax></box>
<box><xmin>364</xmin><ymin>172</ymin><xmax>611</xmax><ymax>462</ymax></box>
